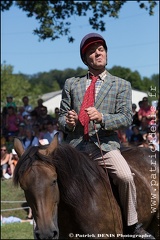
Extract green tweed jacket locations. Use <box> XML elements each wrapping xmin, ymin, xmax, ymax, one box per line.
<box><xmin>58</xmin><ymin>71</ymin><xmax>133</xmax><ymax>152</ymax></box>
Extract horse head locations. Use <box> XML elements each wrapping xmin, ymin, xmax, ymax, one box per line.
<box><xmin>13</xmin><ymin>134</ymin><xmax>60</xmax><ymax>239</ymax></box>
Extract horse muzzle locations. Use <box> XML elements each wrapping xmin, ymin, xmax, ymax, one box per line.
<box><xmin>34</xmin><ymin>221</ymin><xmax>59</xmax><ymax>239</ymax></box>
<box><xmin>35</xmin><ymin>230</ymin><xmax>59</xmax><ymax>239</ymax></box>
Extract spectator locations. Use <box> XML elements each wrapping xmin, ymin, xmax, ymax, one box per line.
<box><xmin>37</xmin><ymin>106</ymin><xmax>54</xmax><ymax>127</ymax></box>
<box><xmin>34</xmin><ymin>99</ymin><xmax>44</xmax><ymax>115</ymax></box>
<box><xmin>43</xmin><ymin>121</ymin><xmax>62</xmax><ymax>143</ymax></box>
<box><xmin>1</xmin><ymin>128</ymin><xmax>6</xmax><ymax>146</ymax></box>
<box><xmin>1</xmin><ymin>107</ymin><xmax>8</xmax><ymax>137</ymax></box>
<box><xmin>16</xmin><ymin>107</ymin><xmax>25</xmax><ymax>125</ymax></box>
<box><xmin>129</xmin><ymin>125</ymin><xmax>144</xmax><ymax>146</ymax></box>
<box><xmin>32</xmin><ymin>123</ymin><xmax>45</xmax><ymax>140</ymax></box>
<box><xmin>29</xmin><ymin>110</ymin><xmax>39</xmax><ymax>127</ymax></box>
<box><xmin>26</xmin><ymin>207</ymin><xmax>33</xmax><ymax>220</ymax></box>
<box><xmin>17</xmin><ymin>123</ymin><xmax>26</xmax><ymax>140</ymax></box>
<box><xmin>124</xmin><ymin>103</ymin><xmax>141</xmax><ymax>143</ymax></box>
<box><xmin>139</xmin><ymin>116</ymin><xmax>149</xmax><ymax>138</ymax></box>
<box><xmin>56</xmin><ymin>122</ymin><xmax>64</xmax><ymax>143</ymax></box>
<box><xmin>22</xmin><ymin>112</ymin><xmax>32</xmax><ymax>126</ymax></box>
<box><xmin>22</xmin><ymin>126</ymin><xmax>39</xmax><ymax>150</ymax></box>
<box><xmin>54</xmin><ymin>107</ymin><xmax>60</xmax><ymax>121</ymax></box>
<box><xmin>5</xmin><ymin>106</ymin><xmax>19</xmax><ymax>136</ymax></box>
<box><xmin>17</xmin><ymin>106</ymin><xmax>25</xmax><ymax>117</ymax></box>
<box><xmin>1</xmin><ymin>144</ymin><xmax>11</xmax><ymax>179</ymax></box>
<box><xmin>138</xmin><ymin>100</ymin><xmax>143</xmax><ymax>110</ymax></box>
<box><xmin>138</xmin><ymin>97</ymin><xmax>156</xmax><ymax>126</ymax></box>
<box><xmin>21</xmin><ymin>96</ymin><xmax>33</xmax><ymax>118</ymax></box>
<box><xmin>132</xmin><ymin>103</ymin><xmax>141</xmax><ymax>127</ymax></box>
<box><xmin>6</xmin><ymin>95</ymin><xmax>17</xmax><ymax>110</ymax></box>
<box><xmin>38</xmin><ymin>121</ymin><xmax>48</xmax><ymax>138</ymax></box>
<box><xmin>8</xmin><ymin>149</ymin><xmax>19</xmax><ymax>177</ymax></box>
<box><xmin>1</xmin><ymin>215</ymin><xmax>32</xmax><ymax>224</ymax></box>
<box><xmin>6</xmin><ymin>132</ymin><xmax>15</xmax><ymax>154</ymax></box>
<box><xmin>22</xmin><ymin>110</ymin><xmax>38</xmax><ymax>128</ymax></box>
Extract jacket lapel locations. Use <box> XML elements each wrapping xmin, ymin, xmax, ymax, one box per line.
<box><xmin>77</xmin><ymin>75</ymin><xmax>87</xmax><ymax>104</ymax></box>
<box><xmin>95</xmin><ymin>73</ymin><xmax>114</xmax><ymax>108</ymax></box>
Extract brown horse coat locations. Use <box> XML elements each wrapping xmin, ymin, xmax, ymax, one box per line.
<box><xmin>13</xmin><ymin>136</ymin><xmax>159</xmax><ymax>239</ymax></box>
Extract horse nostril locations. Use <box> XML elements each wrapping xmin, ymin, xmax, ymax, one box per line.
<box><xmin>53</xmin><ymin>231</ymin><xmax>58</xmax><ymax>238</ymax></box>
<box><xmin>35</xmin><ymin>232</ymin><xmax>40</xmax><ymax>239</ymax></box>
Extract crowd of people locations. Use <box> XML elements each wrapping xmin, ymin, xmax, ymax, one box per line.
<box><xmin>1</xmin><ymin>95</ymin><xmax>63</xmax><ymax>180</ymax></box>
<box><xmin>1</xmin><ymin>95</ymin><xmax>63</xmax><ymax>220</ymax></box>
<box><xmin>1</xmin><ymin>94</ymin><xmax>159</xmax><ymax>181</ymax></box>
<box><xmin>117</xmin><ymin>96</ymin><xmax>159</xmax><ymax>151</ymax></box>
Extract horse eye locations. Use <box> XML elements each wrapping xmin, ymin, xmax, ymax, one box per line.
<box><xmin>52</xmin><ymin>179</ymin><xmax>57</xmax><ymax>185</ymax></box>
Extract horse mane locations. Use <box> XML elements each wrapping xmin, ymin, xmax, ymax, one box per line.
<box><xmin>52</xmin><ymin>144</ymin><xmax>106</xmax><ymax>208</ymax></box>
<box><xmin>13</xmin><ymin>143</ymin><xmax>107</xmax><ymax>211</ymax></box>
<box><xmin>13</xmin><ymin>144</ymin><xmax>53</xmax><ymax>186</ymax></box>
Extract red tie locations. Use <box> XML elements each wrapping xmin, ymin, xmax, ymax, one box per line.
<box><xmin>79</xmin><ymin>75</ymin><xmax>98</xmax><ymax>140</ymax></box>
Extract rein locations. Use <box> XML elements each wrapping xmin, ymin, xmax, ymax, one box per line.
<box><xmin>93</xmin><ymin>122</ymin><xmax>124</xmax><ymax>236</ymax></box>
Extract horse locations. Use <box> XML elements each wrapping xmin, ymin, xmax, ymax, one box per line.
<box><xmin>13</xmin><ymin>135</ymin><xmax>159</xmax><ymax>239</ymax></box>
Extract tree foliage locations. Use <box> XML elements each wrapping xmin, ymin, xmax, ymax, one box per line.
<box><xmin>1</xmin><ymin>63</ymin><xmax>41</xmax><ymax>108</ymax></box>
<box><xmin>109</xmin><ymin>66</ymin><xmax>143</xmax><ymax>90</ymax></box>
<box><xmin>1</xmin><ymin>0</ymin><xmax>157</xmax><ymax>42</ymax></box>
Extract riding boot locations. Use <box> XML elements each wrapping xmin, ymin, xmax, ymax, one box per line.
<box><xmin>126</xmin><ymin>223</ymin><xmax>155</xmax><ymax>239</ymax></box>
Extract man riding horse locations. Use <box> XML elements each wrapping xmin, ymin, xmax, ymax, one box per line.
<box><xmin>58</xmin><ymin>33</ymin><xmax>155</xmax><ymax>239</ymax></box>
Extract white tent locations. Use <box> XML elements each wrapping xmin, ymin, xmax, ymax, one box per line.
<box><xmin>131</xmin><ymin>89</ymin><xmax>147</xmax><ymax>110</ymax></box>
<box><xmin>41</xmin><ymin>90</ymin><xmax>62</xmax><ymax>114</ymax></box>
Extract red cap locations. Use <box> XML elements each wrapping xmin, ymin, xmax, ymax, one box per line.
<box><xmin>81</xmin><ymin>39</ymin><xmax>104</xmax><ymax>55</ymax></box>
<box><xmin>80</xmin><ymin>33</ymin><xmax>107</xmax><ymax>64</ymax></box>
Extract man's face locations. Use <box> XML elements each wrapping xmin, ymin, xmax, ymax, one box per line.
<box><xmin>85</xmin><ymin>43</ymin><xmax>107</xmax><ymax>70</ymax></box>
<box><xmin>47</xmin><ymin>124</ymin><xmax>53</xmax><ymax>132</ymax></box>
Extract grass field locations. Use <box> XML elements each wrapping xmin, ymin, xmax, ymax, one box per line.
<box><xmin>1</xmin><ymin>178</ymin><xmax>33</xmax><ymax>239</ymax></box>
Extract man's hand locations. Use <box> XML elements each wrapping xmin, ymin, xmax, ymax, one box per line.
<box><xmin>85</xmin><ymin>107</ymin><xmax>102</xmax><ymax>123</ymax></box>
<box><xmin>66</xmin><ymin>110</ymin><xmax>78</xmax><ymax>128</ymax></box>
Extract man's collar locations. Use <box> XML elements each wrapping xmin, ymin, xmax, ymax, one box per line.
<box><xmin>88</xmin><ymin>69</ymin><xmax>107</xmax><ymax>80</ymax></box>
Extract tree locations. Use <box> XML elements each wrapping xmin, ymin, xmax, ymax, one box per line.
<box><xmin>150</xmin><ymin>74</ymin><xmax>159</xmax><ymax>93</ymax></box>
<box><xmin>1</xmin><ymin>63</ymin><xmax>41</xmax><ymax>107</ymax></box>
<box><xmin>108</xmin><ymin>65</ymin><xmax>132</xmax><ymax>80</ymax></box>
<box><xmin>108</xmin><ymin>66</ymin><xmax>144</xmax><ymax>90</ymax></box>
<box><xmin>1</xmin><ymin>1</ymin><xmax>157</xmax><ymax>42</ymax></box>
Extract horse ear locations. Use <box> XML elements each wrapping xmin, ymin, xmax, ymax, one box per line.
<box><xmin>14</xmin><ymin>138</ymin><xmax>25</xmax><ymax>157</ymax></box>
<box><xmin>39</xmin><ymin>133</ymin><xmax>59</xmax><ymax>156</ymax></box>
